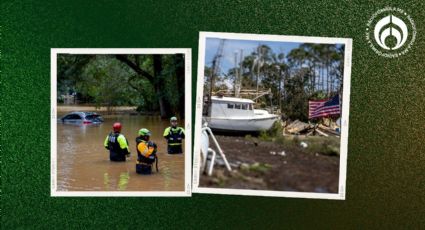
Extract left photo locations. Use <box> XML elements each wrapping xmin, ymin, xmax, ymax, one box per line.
<box><xmin>51</xmin><ymin>49</ymin><xmax>192</xmax><ymax>196</ymax></box>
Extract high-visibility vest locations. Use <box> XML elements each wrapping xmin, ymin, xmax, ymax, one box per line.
<box><xmin>104</xmin><ymin>132</ymin><xmax>129</xmax><ymax>154</ymax></box>
<box><xmin>163</xmin><ymin>127</ymin><xmax>185</xmax><ymax>146</ymax></box>
<box><xmin>136</xmin><ymin>137</ymin><xmax>157</xmax><ymax>164</ymax></box>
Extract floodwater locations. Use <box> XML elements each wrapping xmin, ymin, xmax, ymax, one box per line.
<box><xmin>57</xmin><ymin>114</ymin><xmax>185</xmax><ymax>191</ymax></box>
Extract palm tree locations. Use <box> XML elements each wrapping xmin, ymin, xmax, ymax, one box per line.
<box><xmin>272</xmin><ymin>51</ymin><xmax>288</xmax><ymax>113</ymax></box>
<box><xmin>252</xmin><ymin>45</ymin><xmax>273</xmax><ymax>101</ymax></box>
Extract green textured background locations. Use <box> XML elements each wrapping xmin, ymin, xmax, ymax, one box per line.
<box><xmin>2</xmin><ymin>0</ymin><xmax>424</xmax><ymax>228</ymax></box>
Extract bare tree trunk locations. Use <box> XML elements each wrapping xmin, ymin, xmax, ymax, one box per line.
<box><xmin>321</xmin><ymin>63</ymin><xmax>324</xmax><ymax>92</ymax></box>
<box><xmin>279</xmin><ymin>68</ymin><xmax>282</xmax><ymax>113</ymax></box>
<box><xmin>326</xmin><ymin>59</ymin><xmax>329</xmax><ymax>96</ymax></box>
<box><xmin>153</xmin><ymin>55</ymin><xmax>171</xmax><ymax>118</ymax></box>
<box><xmin>174</xmin><ymin>53</ymin><xmax>185</xmax><ymax>118</ymax></box>
<box><xmin>312</xmin><ymin>62</ymin><xmax>316</xmax><ymax>93</ymax></box>
<box><xmin>256</xmin><ymin>63</ymin><xmax>259</xmax><ymax>102</ymax></box>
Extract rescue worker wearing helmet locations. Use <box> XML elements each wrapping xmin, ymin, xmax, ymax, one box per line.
<box><xmin>136</xmin><ymin>128</ymin><xmax>158</xmax><ymax>174</ymax></box>
<box><xmin>103</xmin><ymin>122</ymin><xmax>131</xmax><ymax>162</ymax></box>
<box><xmin>163</xmin><ymin>116</ymin><xmax>185</xmax><ymax>154</ymax></box>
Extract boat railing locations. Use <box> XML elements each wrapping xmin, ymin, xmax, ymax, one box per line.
<box><xmin>213</xmin><ymin>89</ymin><xmax>271</xmax><ymax>100</ymax></box>
<box><xmin>200</xmin><ymin>124</ymin><xmax>232</xmax><ymax>176</ymax></box>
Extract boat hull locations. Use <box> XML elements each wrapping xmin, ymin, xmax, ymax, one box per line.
<box><xmin>205</xmin><ymin>115</ymin><xmax>279</xmax><ymax>132</ymax></box>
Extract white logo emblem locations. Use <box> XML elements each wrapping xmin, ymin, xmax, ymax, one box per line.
<box><xmin>366</xmin><ymin>7</ymin><xmax>416</xmax><ymax>58</ymax></box>
<box><xmin>374</xmin><ymin>15</ymin><xmax>408</xmax><ymax>50</ymax></box>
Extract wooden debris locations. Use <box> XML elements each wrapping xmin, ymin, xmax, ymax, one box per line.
<box><xmin>285</xmin><ymin>120</ymin><xmax>312</xmax><ymax>134</ymax></box>
<box><xmin>322</xmin><ymin>117</ymin><xmax>340</xmax><ymax>130</ymax></box>
<box><xmin>315</xmin><ymin>128</ymin><xmax>329</xmax><ymax>137</ymax></box>
<box><xmin>283</xmin><ymin>119</ymin><xmax>340</xmax><ymax>137</ymax></box>
<box><xmin>318</xmin><ymin>124</ymin><xmax>340</xmax><ymax>136</ymax></box>
<box><xmin>306</xmin><ymin>130</ymin><xmax>314</xmax><ymax>136</ymax></box>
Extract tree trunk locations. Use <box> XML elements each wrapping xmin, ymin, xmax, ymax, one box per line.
<box><xmin>312</xmin><ymin>62</ymin><xmax>316</xmax><ymax>94</ymax></box>
<box><xmin>279</xmin><ymin>68</ymin><xmax>282</xmax><ymax>113</ymax></box>
<box><xmin>174</xmin><ymin>53</ymin><xmax>185</xmax><ymax>118</ymax></box>
<box><xmin>327</xmin><ymin>59</ymin><xmax>330</xmax><ymax>96</ymax></box>
<box><xmin>153</xmin><ymin>55</ymin><xmax>171</xmax><ymax>118</ymax></box>
<box><xmin>115</xmin><ymin>54</ymin><xmax>175</xmax><ymax>117</ymax></box>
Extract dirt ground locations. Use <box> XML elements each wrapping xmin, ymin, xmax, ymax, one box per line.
<box><xmin>199</xmin><ymin>135</ymin><xmax>340</xmax><ymax>193</ymax></box>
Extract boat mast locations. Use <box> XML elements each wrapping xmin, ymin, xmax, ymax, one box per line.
<box><xmin>255</xmin><ymin>45</ymin><xmax>264</xmax><ymax>103</ymax></box>
<box><xmin>238</xmin><ymin>49</ymin><xmax>243</xmax><ymax>98</ymax></box>
<box><xmin>232</xmin><ymin>49</ymin><xmax>244</xmax><ymax>98</ymax></box>
<box><xmin>234</xmin><ymin>51</ymin><xmax>238</xmax><ymax>97</ymax></box>
<box><xmin>256</xmin><ymin>45</ymin><xmax>260</xmax><ymax>103</ymax></box>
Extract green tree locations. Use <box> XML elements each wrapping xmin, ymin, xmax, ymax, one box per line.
<box><xmin>57</xmin><ymin>54</ymin><xmax>185</xmax><ymax>118</ymax></box>
<box><xmin>76</xmin><ymin>55</ymin><xmax>139</xmax><ymax>110</ymax></box>
<box><xmin>282</xmin><ymin>68</ymin><xmax>310</xmax><ymax>121</ymax></box>
<box><xmin>115</xmin><ymin>54</ymin><xmax>184</xmax><ymax>118</ymax></box>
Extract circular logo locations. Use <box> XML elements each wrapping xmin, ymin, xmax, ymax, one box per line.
<box><xmin>366</xmin><ymin>7</ymin><xmax>416</xmax><ymax>58</ymax></box>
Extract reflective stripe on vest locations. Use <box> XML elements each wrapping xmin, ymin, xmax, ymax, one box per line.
<box><xmin>166</xmin><ymin>127</ymin><xmax>183</xmax><ymax>145</ymax></box>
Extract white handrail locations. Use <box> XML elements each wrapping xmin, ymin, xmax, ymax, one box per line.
<box><xmin>201</xmin><ymin>126</ymin><xmax>232</xmax><ymax>173</ymax></box>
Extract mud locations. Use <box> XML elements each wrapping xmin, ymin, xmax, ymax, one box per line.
<box><xmin>199</xmin><ymin>135</ymin><xmax>339</xmax><ymax>193</ymax></box>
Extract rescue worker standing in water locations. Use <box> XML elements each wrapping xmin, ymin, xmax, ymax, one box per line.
<box><xmin>163</xmin><ymin>116</ymin><xmax>185</xmax><ymax>154</ymax></box>
<box><xmin>103</xmin><ymin>122</ymin><xmax>130</xmax><ymax>162</ymax></box>
<box><xmin>136</xmin><ymin>128</ymin><xmax>158</xmax><ymax>174</ymax></box>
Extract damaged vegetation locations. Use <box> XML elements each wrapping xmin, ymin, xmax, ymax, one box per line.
<box><xmin>258</xmin><ymin>120</ymin><xmax>340</xmax><ymax>156</ymax></box>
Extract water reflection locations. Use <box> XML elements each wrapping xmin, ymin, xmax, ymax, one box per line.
<box><xmin>103</xmin><ymin>171</ymin><xmax>130</xmax><ymax>191</ymax></box>
<box><xmin>57</xmin><ymin>114</ymin><xmax>185</xmax><ymax>191</ymax></box>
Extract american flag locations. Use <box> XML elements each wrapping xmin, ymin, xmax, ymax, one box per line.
<box><xmin>309</xmin><ymin>95</ymin><xmax>340</xmax><ymax>119</ymax></box>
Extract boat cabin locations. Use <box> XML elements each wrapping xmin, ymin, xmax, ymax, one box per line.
<box><xmin>210</xmin><ymin>96</ymin><xmax>255</xmax><ymax>118</ymax></box>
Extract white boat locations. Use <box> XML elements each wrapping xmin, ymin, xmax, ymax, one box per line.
<box><xmin>204</xmin><ymin>96</ymin><xmax>279</xmax><ymax>132</ymax></box>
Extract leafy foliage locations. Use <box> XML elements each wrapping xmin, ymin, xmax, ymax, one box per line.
<box><xmin>57</xmin><ymin>54</ymin><xmax>185</xmax><ymax>118</ymax></box>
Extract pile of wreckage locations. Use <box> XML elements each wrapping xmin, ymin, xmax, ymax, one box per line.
<box><xmin>282</xmin><ymin>118</ymin><xmax>340</xmax><ymax>137</ymax></box>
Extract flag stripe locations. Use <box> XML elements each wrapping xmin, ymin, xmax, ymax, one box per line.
<box><xmin>311</xmin><ymin>109</ymin><xmax>340</xmax><ymax>114</ymax></box>
<box><xmin>310</xmin><ymin>106</ymin><xmax>340</xmax><ymax>114</ymax></box>
<box><xmin>310</xmin><ymin>109</ymin><xmax>340</xmax><ymax>116</ymax></box>
<box><xmin>310</xmin><ymin>105</ymin><xmax>340</xmax><ymax>113</ymax></box>
<box><xmin>308</xmin><ymin>95</ymin><xmax>340</xmax><ymax>119</ymax></box>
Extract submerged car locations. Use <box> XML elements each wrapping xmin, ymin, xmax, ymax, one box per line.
<box><xmin>60</xmin><ymin>112</ymin><xmax>104</xmax><ymax>124</ymax></box>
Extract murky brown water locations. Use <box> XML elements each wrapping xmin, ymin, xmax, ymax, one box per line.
<box><xmin>57</xmin><ymin>114</ymin><xmax>185</xmax><ymax>191</ymax></box>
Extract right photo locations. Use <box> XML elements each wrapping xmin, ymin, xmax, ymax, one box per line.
<box><xmin>193</xmin><ymin>32</ymin><xmax>352</xmax><ymax>199</ymax></box>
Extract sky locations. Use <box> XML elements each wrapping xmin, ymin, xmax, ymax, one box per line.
<box><xmin>205</xmin><ymin>38</ymin><xmax>300</xmax><ymax>76</ymax></box>
<box><xmin>204</xmin><ymin>38</ymin><xmax>343</xmax><ymax>76</ymax></box>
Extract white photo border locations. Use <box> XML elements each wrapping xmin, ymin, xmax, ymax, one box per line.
<box><xmin>51</xmin><ymin>48</ymin><xmax>192</xmax><ymax>197</ymax></box>
<box><xmin>192</xmin><ymin>32</ymin><xmax>352</xmax><ymax>200</ymax></box>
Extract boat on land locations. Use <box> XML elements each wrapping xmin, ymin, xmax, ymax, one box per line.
<box><xmin>204</xmin><ymin>96</ymin><xmax>279</xmax><ymax>132</ymax></box>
